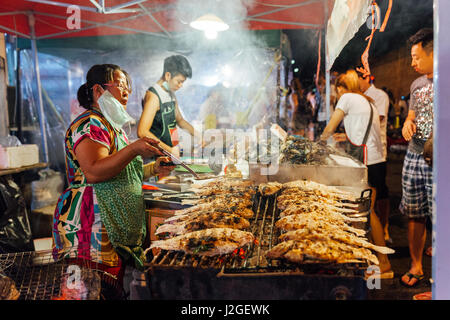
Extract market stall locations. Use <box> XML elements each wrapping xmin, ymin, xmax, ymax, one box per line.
<box><xmin>2</xmin><ymin>0</ymin><xmax>439</xmax><ymax>301</ymax></box>
<box><xmin>140</xmin><ymin>176</ymin><xmax>384</xmax><ymax>300</ymax></box>
<box><xmin>0</xmin><ymin>0</ymin><xmax>379</xmax><ymax>301</ymax></box>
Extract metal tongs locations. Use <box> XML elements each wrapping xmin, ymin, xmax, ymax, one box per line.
<box><xmin>158</xmin><ymin>147</ymin><xmax>201</xmax><ymax>180</ymax></box>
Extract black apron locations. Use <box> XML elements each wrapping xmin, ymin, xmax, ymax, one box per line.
<box><xmin>148</xmin><ymin>86</ymin><xmax>178</xmax><ymax>148</ymax></box>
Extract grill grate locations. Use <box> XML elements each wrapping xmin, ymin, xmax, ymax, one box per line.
<box><xmin>0</xmin><ymin>247</ymin><xmax>123</xmax><ymax>300</ymax></box>
<box><xmin>146</xmin><ymin>188</ymin><xmax>372</xmax><ymax>276</ymax></box>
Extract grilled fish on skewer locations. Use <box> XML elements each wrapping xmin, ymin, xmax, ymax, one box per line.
<box><xmin>278</xmin><ymin>229</ymin><xmax>394</xmax><ymax>255</ymax></box>
<box><xmin>282</xmin><ymin>180</ymin><xmax>357</xmax><ymax>201</ymax></box>
<box><xmin>169</xmin><ymin>207</ymin><xmax>254</xmax><ymax>223</ymax></box>
<box><xmin>281</xmin><ymin>201</ymin><xmax>358</xmax><ymax>215</ymax></box>
<box><xmin>182</xmin><ymin>192</ymin><xmax>255</xmax><ymax>205</ymax></box>
<box><xmin>155</xmin><ymin>212</ymin><xmax>250</xmax><ymax>235</ymax></box>
<box><xmin>193</xmin><ymin>185</ymin><xmax>256</xmax><ymax>197</ymax></box>
<box><xmin>258</xmin><ymin>182</ymin><xmax>283</xmax><ymax>196</ymax></box>
<box><xmin>275</xmin><ymin>214</ymin><xmax>366</xmax><ymax>237</ymax></box>
<box><xmin>149</xmin><ymin>228</ymin><xmax>254</xmax><ymax>256</ymax></box>
<box><xmin>279</xmin><ymin>204</ymin><xmax>365</xmax><ymax>222</ymax></box>
<box><xmin>277</xmin><ymin>193</ymin><xmax>359</xmax><ymax>211</ymax></box>
<box><xmin>281</xmin><ymin>187</ymin><xmax>356</xmax><ymax>203</ymax></box>
<box><xmin>266</xmin><ymin>239</ymin><xmax>379</xmax><ymax>265</ymax></box>
<box><xmin>190</xmin><ymin>179</ymin><xmax>254</xmax><ymax>190</ymax></box>
<box><xmin>175</xmin><ymin>198</ymin><xmax>253</xmax><ymax>216</ymax></box>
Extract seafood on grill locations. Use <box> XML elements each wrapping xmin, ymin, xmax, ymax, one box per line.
<box><xmin>190</xmin><ymin>178</ymin><xmax>253</xmax><ymax>191</ymax></box>
<box><xmin>278</xmin><ymin>229</ymin><xmax>394</xmax><ymax>255</ymax></box>
<box><xmin>266</xmin><ymin>239</ymin><xmax>379</xmax><ymax>265</ymax></box>
<box><xmin>275</xmin><ymin>214</ymin><xmax>366</xmax><ymax>237</ymax></box>
<box><xmin>277</xmin><ymin>191</ymin><xmax>359</xmax><ymax>211</ymax></box>
<box><xmin>258</xmin><ymin>182</ymin><xmax>283</xmax><ymax>196</ymax></box>
<box><xmin>0</xmin><ymin>275</ymin><xmax>20</xmax><ymax>300</ymax></box>
<box><xmin>149</xmin><ymin>228</ymin><xmax>255</xmax><ymax>256</ymax></box>
<box><xmin>175</xmin><ymin>198</ymin><xmax>253</xmax><ymax>219</ymax></box>
<box><xmin>279</xmin><ymin>136</ymin><xmax>334</xmax><ymax>165</ymax></box>
<box><xmin>192</xmin><ymin>185</ymin><xmax>256</xmax><ymax>197</ymax></box>
<box><xmin>155</xmin><ymin>212</ymin><xmax>250</xmax><ymax>235</ymax></box>
<box><xmin>182</xmin><ymin>191</ymin><xmax>255</xmax><ymax>205</ymax></box>
<box><xmin>279</xmin><ymin>203</ymin><xmax>365</xmax><ymax>222</ymax></box>
<box><xmin>282</xmin><ymin>180</ymin><xmax>357</xmax><ymax>201</ymax></box>
<box><xmin>170</xmin><ymin>207</ymin><xmax>254</xmax><ymax>222</ymax></box>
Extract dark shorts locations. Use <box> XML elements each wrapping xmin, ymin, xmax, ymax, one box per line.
<box><xmin>368</xmin><ymin>161</ymin><xmax>389</xmax><ymax>200</ymax></box>
<box><xmin>399</xmin><ymin>150</ymin><xmax>433</xmax><ymax>219</ymax></box>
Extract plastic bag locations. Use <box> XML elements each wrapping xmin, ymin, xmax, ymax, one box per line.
<box><xmin>0</xmin><ymin>177</ymin><xmax>33</xmax><ymax>253</ymax></box>
<box><xmin>31</xmin><ymin>169</ymin><xmax>64</xmax><ymax>210</ymax></box>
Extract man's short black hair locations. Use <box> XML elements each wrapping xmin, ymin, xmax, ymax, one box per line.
<box><xmin>163</xmin><ymin>55</ymin><xmax>192</xmax><ymax>79</ymax></box>
<box><xmin>409</xmin><ymin>28</ymin><xmax>433</xmax><ymax>53</ymax></box>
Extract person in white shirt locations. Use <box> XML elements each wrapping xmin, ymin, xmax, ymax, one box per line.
<box><xmin>320</xmin><ymin>70</ymin><xmax>393</xmax><ymax>279</ymax></box>
<box><xmin>357</xmin><ymin>69</ymin><xmax>392</xmax><ymax>244</ymax></box>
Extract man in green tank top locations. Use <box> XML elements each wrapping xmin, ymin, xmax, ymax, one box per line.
<box><xmin>138</xmin><ymin>55</ymin><xmax>201</xmax><ymax>156</ymax></box>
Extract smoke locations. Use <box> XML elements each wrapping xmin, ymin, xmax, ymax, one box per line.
<box><xmin>167</xmin><ymin>0</ymin><xmax>280</xmax><ymax>129</ymax></box>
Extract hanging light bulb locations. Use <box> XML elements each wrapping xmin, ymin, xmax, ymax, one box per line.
<box><xmin>190</xmin><ymin>13</ymin><xmax>229</xmax><ymax>40</ymax></box>
<box><xmin>204</xmin><ymin>29</ymin><xmax>218</xmax><ymax>40</ymax></box>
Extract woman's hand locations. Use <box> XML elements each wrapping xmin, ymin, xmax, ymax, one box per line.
<box><xmin>130</xmin><ymin>137</ymin><xmax>163</xmax><ymax>158</ymax></box>
<box><xmin>154</xmin><ymin>156</ymin><xmax>176</xmax><ymax>177</ymax></box>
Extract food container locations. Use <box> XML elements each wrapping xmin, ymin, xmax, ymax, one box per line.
<box><xmin>249</xmin><ymin>163</ymin><xmax>368</xmax><ymax>188</ymax></box>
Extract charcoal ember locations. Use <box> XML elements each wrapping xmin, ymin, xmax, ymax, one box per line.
<box><xmin>60</xmin><ymin>268</ymin><xmax>101</xmax><ymax>300</ymax></box>
<box><xmin>0</xmin><ymin>274</ymin><xmax>20</xmax><ymax>300</ymax></box>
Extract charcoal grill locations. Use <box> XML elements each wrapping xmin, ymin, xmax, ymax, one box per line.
<box><xmin>0</xmin><ymin>246</ymin><xmax>124</xmax><ymax>300</ymax></box>
<box><xmin>144</xmin><ymin>187</ymin><xmax>372</xmax><ymax>300</ymax></box>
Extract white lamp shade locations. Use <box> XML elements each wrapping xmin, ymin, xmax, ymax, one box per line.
<box><xmin>189</xmin><ymin>14</ymin><xmax>230</xmax><ymax>32</ymax></box>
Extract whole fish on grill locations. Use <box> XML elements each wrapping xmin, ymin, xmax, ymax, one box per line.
<box><xmin>190</xmin><ymin>179</ymin><xmax>254</xmax><ymax>191</ymax></box>
<box><xmin>149</xmin><ymin>228</ymin><xmax>254</xmax><ymax>256</ymax></box>
<box><xmin>174</xmin><ymin>198</ymin><xmax>254</xmax><ymax>219</ymax></box>
<box><xmin>282</xmin><ymin>180</ymin><xmax>357</xmax><ymax>201</ymax></box>
<box><xmin>155</xmin><ymin>212</ymin><xmax>250</xmax><ymax>235</ymax></box>
<box><xmin>169</xmin><ymin>207</ymin><xmax>254</xmax><ymax>222</ymax></box>
<box><xmin>275</xmin><ymin>214</ymin><xmax>366</xmax><ymax>237</ymax></box>
<box><xmin>278</xmin><ymin>229</ymin><xmax>394</xmax><ymax>255</ymax></box>
<box><xmin>192</xmin><ymin>185</ymin><xmax>257</xmax><ymax>197</ymax></box>
<box><xmin>266</xmin><ymin>239</ymin><xmax>379</xmax><ymax>265</ymax></box>
<box><xmin>182</xmin><ymin>192</ymin><xmax>255</xmax><ymax>206</ymax></box>
<box><xmin>279</xmin><ymin>203</ymin><xmax>364</xmax><ymax>222</ymax></box>
<box><xmin>277</xmin><ymin>192</ymin><xmax>358</xmax><ymax>211</ymax></box>
<box><xmin>258</xmin><ymin>182</ymin><xmax>283</xmax><ymax>196</ymax></box>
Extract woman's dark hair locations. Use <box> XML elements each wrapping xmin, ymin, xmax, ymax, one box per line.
<box><xmin>162</xmin><ymin>55</ymin><xmax>192</xmax><ymax>79</ymax></box>
<box><xmin>77</xmin><ymin>64</ymin><xmax>131</xmax><ymax>109</ymax></box>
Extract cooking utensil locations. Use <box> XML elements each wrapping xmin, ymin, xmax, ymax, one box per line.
<box><xmin>158</xmin><ymin>150</ymin><xmax>216</xmax><ymax>181</ymax></box>
<box><xmin>158</xmin><ymin>149</ymin><xmax>200</xmax><ymax>179</ymax></box>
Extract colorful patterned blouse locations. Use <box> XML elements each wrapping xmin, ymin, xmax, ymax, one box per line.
<box><xmin>52</xmin><ymin>109</ymin><xmax>125</xmax><ymax>266</ymax></box>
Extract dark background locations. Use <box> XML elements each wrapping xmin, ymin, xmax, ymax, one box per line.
<box><xmin>284</xmin><ymin>0</ymin><xmax>433</xmax><ymax>87</ymax></box>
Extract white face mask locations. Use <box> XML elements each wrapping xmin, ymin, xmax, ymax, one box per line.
<box><xmin>97</xmin><ymin>90</ymin><xmax>134</xmax><ymax>131</ymax></box>
<box><xmin>162</xmin><ymin>81</ymin><xmax>170</xmax><ymax>92</ymax></box>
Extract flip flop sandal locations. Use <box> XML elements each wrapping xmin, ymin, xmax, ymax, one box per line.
<box><xmin>400</xmin><ymin>272</ymin><xmax>425</xmax><ymax>288</ymax></box>
<box><xmin>413</xmin><ymin>291</ymin><xmax>432</xmax><ymax>300</ymax></box>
